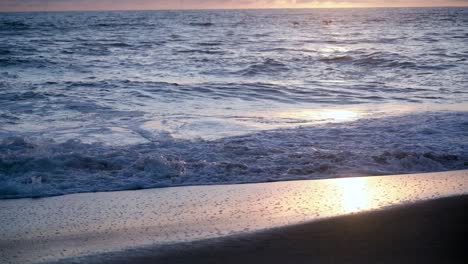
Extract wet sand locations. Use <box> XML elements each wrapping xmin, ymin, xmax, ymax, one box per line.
<box><xmin>1</xmin><ymin>170</ymin><xmax>467</xmax><ymax>264</ymax></box>
<box><xmin>98</xmin><ymin>195</ymin><xmax>468</xmax><ymax>264</ymax></box>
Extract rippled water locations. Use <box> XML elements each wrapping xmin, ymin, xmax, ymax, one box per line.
<box><xmin>1</xmin><ymin>8</ymin><xmax>467</xmax><ymax>198</ymax></box>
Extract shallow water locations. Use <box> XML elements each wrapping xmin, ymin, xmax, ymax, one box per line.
<box><xmin>1</xmin><ymin>8</ymin><xmax>467</xmax><ymax>198</ymax></box>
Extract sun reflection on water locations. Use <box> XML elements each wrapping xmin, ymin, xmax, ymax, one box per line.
<box><xmin>279</xmin><ymin>109</ymin><xmax>361</xmax><ymax>123</ymax></box>
<box><xmin>335</xmin><ymin>177</ymin><xmax>370</xmax><ymax>213</ymax></box>
<box><xmin>317</xmin><ymin>109</ymin><xmax>359</xmax><ymax>121</ymax></box>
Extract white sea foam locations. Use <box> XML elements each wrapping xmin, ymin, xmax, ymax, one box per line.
<box><xmin>1</xmin><ymin>111</ymin><xmax>467</xmax><ymax>198</ymax></box>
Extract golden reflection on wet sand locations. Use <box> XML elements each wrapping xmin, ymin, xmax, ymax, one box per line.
<box><xmin>0</xmin><ymin>171</ymin><xmax>467</xmax><ymax>264</ymax></box>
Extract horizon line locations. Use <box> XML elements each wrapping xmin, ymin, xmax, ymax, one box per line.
<box><xmin>1</xmin><ymin>5</ymin><xmax>467</xmax><ymax>13</ymax></box>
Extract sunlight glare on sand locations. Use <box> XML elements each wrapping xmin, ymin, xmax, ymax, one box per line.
<box><xmin>335</xmin><ymin>177</ymin><xmax>370</xmax><ymax>213</ymax></box>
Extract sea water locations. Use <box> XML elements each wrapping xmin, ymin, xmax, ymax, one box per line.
<box><xmin>1</xmin><ymin>8</ymin><xmax>467</xmax><ymax>198</ymax></box>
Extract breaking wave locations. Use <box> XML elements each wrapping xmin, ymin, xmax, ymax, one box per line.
<box><xmin>1</xmin><ymin>112</ymin><xmax>467</xmax><ymax>199</ymax></box>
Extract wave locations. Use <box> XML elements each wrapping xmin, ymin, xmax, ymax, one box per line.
<box><xmin>364</xmin><ymin>18</ymin><xmax>387</xmax><ymax>23</ymax></box>
<box><xmin>105</xmin><ymin>42</ymin><xmax>132</xmax><ymax>48</ymax></box>
<box><xmin>0</xmin><ymin>56</ymin><xmax>57</xmax><ymax>68</ymax></box>
<box><xmin>0</xmin><ymin>20</ymin><xmax>30</xmax><ymax>31</ymax></box>
<box><xmin>92</xmin><ymin>22</ymin><xmax>153</xmax><ymax>28</ymax></box>
<box><xmin>0</xmin><ymin>77</ymin><xmax>453</xmax><ymax>108</ymax></box>
<box><xmin>0</xmin><ymin>91</ymin><xmax>48</xmax><ymax>102</ymax></box>
<box><xmin>189</xmin><ymin>22</ymin><xmax>215</xmax><ymax>27</ymax></box>
<box><xmin>175</xmin><ymin>49</ymin><xmax>225</xmax><ymax>55</ymax></box>
<box><xmin>1</xmin><ymin>112</ymin><xmax>467</xmax><ymax>199</ymax></box>
<box><xmin>237</xmin><ymin>58</ymin><xmax>289</xmax><ymax>76</ymax></box>
<box><xmin>319</xmin><ymin>55</ymin><xmax>353</xmax><ymax>63</ymax></box>
<box><xmin>61</xmin><ymin>45</ymin><xmax>111</xmax><ymax>56</ymax></box>
<box><xmin>0</xmin><ymin>47</ymin><xmax>12</xmax><ymax>55</ymax></box>
<box><xmin>317</xmin><ymin>51</ymin><xmax>454</xmax><ymax>71</ymax></box>
<box><xmin>196</xmin><ymin>42</ymin><xmax>223</xmax><ymax>47</ymax></box>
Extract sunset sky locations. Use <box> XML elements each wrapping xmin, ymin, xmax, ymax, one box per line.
<box><xmin>1</xmin><ymin>0</ymin><xmax>467</xmax><ymax>12</ymax></box>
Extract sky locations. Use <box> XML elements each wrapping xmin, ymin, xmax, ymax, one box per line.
<box><xmin>1</xmin><ymin>0</ymin><xmax>467</xmax><ymax>12</ymax></box>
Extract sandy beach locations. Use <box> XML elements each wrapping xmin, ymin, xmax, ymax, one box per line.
<box><xmin>1</xmin><ymin>170</ymin><xmax>467</xmax><ymax>264</ymax></box>
<box><xmin>92</xmin><ymin>195</ymin><xmax>468</xmax><ymax>264</ymax></box>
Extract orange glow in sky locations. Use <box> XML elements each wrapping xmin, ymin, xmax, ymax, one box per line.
<box><xmin>1</xmin><ymin>0</ymin><xmax>467</xmax><ymax>12</ymax></box>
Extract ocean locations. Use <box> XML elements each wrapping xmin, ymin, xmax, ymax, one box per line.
<box><xmin>0</xmin><ymin>7</ymin><xmax>467</xmax><ymax>198</ymax></box>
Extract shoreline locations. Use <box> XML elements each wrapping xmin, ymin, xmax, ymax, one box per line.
<box><xmin>1</xmin><ymin>170</ymin><xmax>467</xmax><ymax>264</ymax></box>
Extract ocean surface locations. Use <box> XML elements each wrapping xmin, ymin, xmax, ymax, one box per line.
<box><xmin>1</xmin><ymin>8</ymin><xmax>467</xmax><ymax>198</ymax></box>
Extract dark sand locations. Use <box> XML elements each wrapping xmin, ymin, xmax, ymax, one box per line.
<box><xmin>96</xmin><ymin>195</ymin><xmax>468</xmax><ymax>264</ymax></box>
